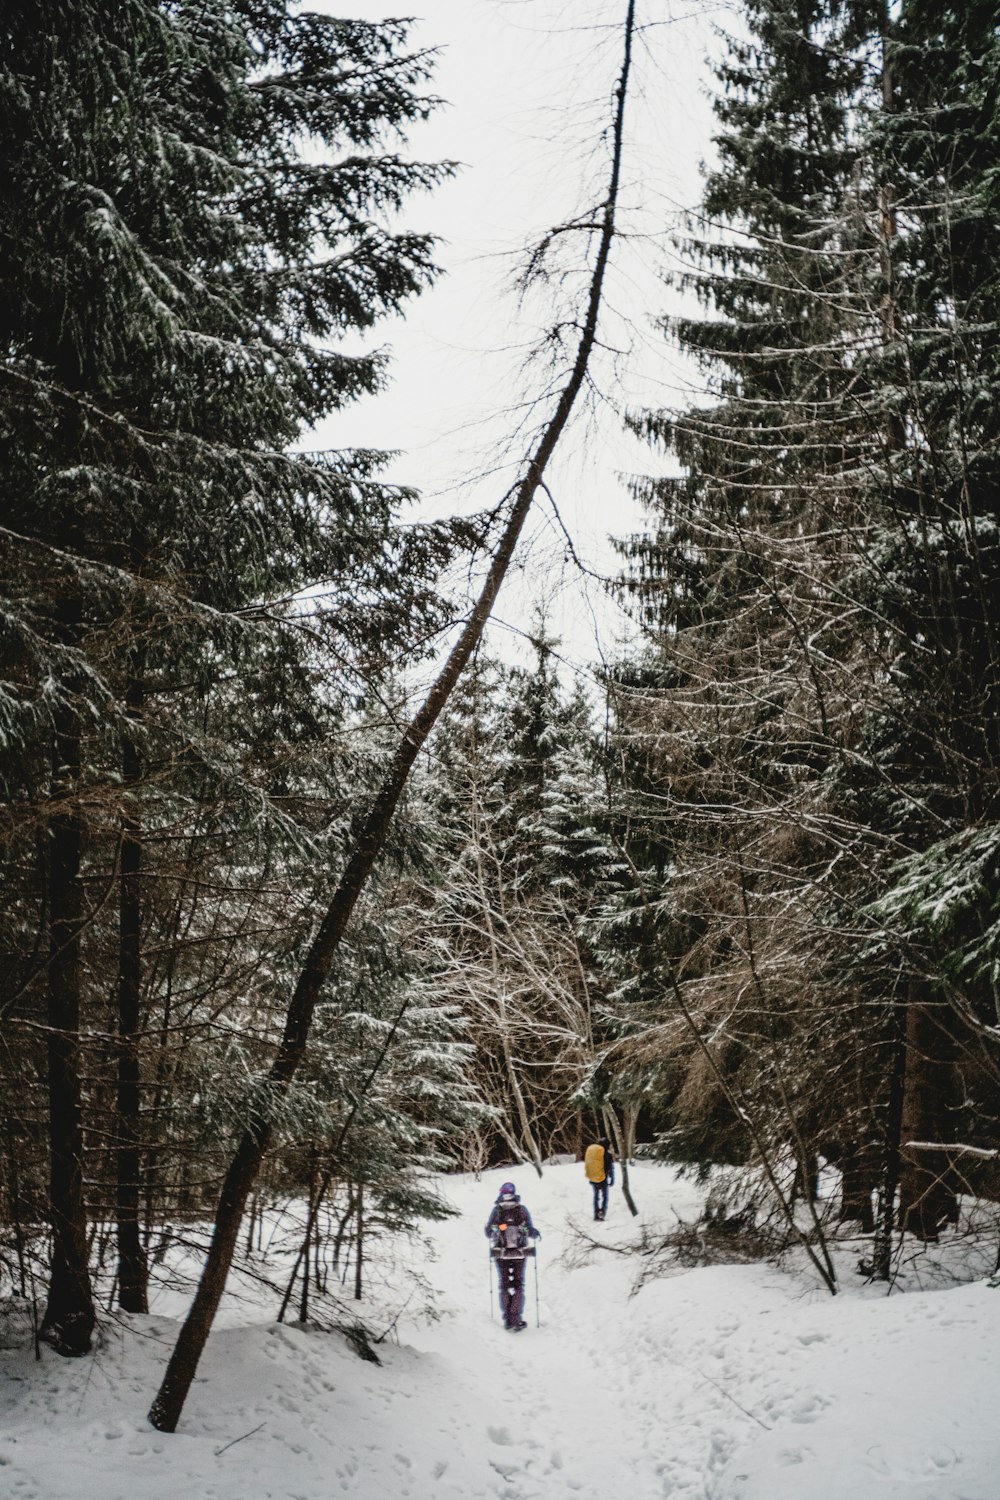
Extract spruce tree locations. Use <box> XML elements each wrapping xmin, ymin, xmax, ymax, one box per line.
<box><xmin>1</xmin><ymin>0</ymin><xmax>449</xmax><ymax>1352</ymax></box>
<box><xmin>845</xmin><ymin>0</ymin><xmax>1000</xmax><ymax>1237</ymax></box>
<box><xmin>609</xmin><ymin>0</ymin><xmax>1000</xmax><ymax>1260</ymax></box>
<box><xmin>605</xmin><ymin>0</ymin><xmax>889</xmax><ymax>1236</ymax></box>
<box><xmin>415</xmin><ymin>638</ymin><xmax>619</xmax><ymax>1165</ymax></box>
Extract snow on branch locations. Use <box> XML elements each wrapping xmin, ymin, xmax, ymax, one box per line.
<box><xmin>904</xmin><ymin>1142</ymin><xmax>1000</xmax><ymax>1161</ymax></box>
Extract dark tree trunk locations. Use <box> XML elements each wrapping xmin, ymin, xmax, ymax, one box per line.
<box><xmin>142</xmin><ymin>967</ymin><xmax>175</xmax><ymax>1248</ymax></box>
<box><xmin>299</xmin><ymin>1153</ymin><xmax>319</xmax><ymax>1322</ymax></box>
<box><xmin>898</xmin><ymin>1000</ymin><xmax>959</xmax><ymax>1240</ymax></box>
<box><xmin>353</xmin><ymin>1183</ymin><xmax>364</xmax><ymax>1302</ymax></box>
<box><xmin>873</xmin><ymin>1006</ymin><xmax>907</xmax><ymax>1280</ymax></box>
<box><xmin>40</xmin><ymin>705</ymin><xmax>96</xmax><ymax>1355</ymax></box>
<box><xmin>279</xmin><ymin>1166</ymin><xmax>329</xmax><ymax>1323</ymax></box>
<box><xmin>332</xmin><ymin>1184</ymin><xmax>356</xmax><ymax>1273</ymax></box>
<box><xmin>4</xmin><ymin>1110</ymin><xmax>29</xmax><ymax>1297</ymax></box>
<box><xmin>116</xmin><ymin>676</ymin><xmax>148</xmax><ymax>1313</ymax></box>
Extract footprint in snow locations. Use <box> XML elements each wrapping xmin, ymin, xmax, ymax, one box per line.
<box><xmin>759</xmin><ymin>1388</ymin><xmax>831</xmax><ymax>1426</ymax></box>
<box><xmin>489</xmin><ymin>1457</ymin><xmax>522</xmax><ymax>1478</ymax></box>
<box><xmin>789</xmin><ymin>1391</ymin><xmax>832</xmax><ymax>1423</ymax></box>
<box><xmin>779</xmin><ymin>1444</ymin><xmax>814</xmax><ymax>1467</ymax></box>
<box><xmin>488</xmin><ymin>1425</ymin><xmax>513</xmax><ymax>1446</ymax></box>
<box><xmin>866</xmin><ymin>1443</ymin><xmax>957</xmax><ymax>1480</ymax></box>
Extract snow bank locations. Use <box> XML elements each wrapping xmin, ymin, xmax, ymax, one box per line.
<box><xmin>3</xmin><ymin>1161</ymin><xmax>999</xmax><ymax>1499</ymax></box>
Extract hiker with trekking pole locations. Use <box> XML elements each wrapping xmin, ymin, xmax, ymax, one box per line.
<box><xmin>485</xmin><ymin>1181</ymin><xmax>541</xmax><ymax>1331</ymax></box>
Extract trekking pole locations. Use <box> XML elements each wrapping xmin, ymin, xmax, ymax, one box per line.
<box><xmin>488</xmin><ymin>1247</ymin><xmax>495</xmax><ymax>1321</ymax></box>
<box><xmin>534</xmin><ymin>1249</ymin><xmax>540</xmax><ymax>1328</ymax></box>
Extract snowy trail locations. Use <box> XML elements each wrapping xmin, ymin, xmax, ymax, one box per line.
<box><xmin>414</xmin><ymin>1177</ymin><xmax>650</xmax><ymax>1500</ymax></box>
<box><xmin>3</xmin><ymin>1161</ymin><xmax>1000</xmax><ymax>1499</ymax></box>
<box><xmin>356</xmin><ymin>1173</ymin><xmax>628</xmax><ymax>1498</ymax></box>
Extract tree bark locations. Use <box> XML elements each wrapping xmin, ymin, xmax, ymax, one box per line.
<box><xmin>872</xmin><ymin>1005</ymin><xmax>906</xmax><ymax>1280</ymax></box>
<box><xmin>353</xmin><ymin>1184</ymin><xmax>364</xmax><ymax>1302</ymax></box>
<box><xmin>898</xmin><ymin>1000</ymin><xmax>959</xmax><ymax>1240</ymax></box>
<box><xmin>148</xmin><ymin>1</ymin><xmax>637</xmax><ymax>1430</ymax></box>
<box><xmin>40</xmin><ymin>701</ymin><xmax>96</xmax><ymax>1355</ymax></box>
<box><xmin>298</xmin><ymin>1153</ymin><xmax>318</xmax><ymax>1323</ymax></box>
<box><xmin>116</xmin><ymin>672</ymin><xmax>148</xmax><ymax>1313</ymax></box>
<box><xmin>4</xmin><ymin>1109</ymin><xmax>29</xmax><ymax>1297</ymax></box>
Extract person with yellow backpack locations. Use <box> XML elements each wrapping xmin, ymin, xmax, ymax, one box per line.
<box><xmin>584</xmin><ymin>1136</ymin><xmax>615</xmax><ymax>1221</ymax></box>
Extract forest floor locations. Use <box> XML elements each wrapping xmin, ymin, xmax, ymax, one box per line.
<box><xmin>2</xmin><ymin>1160</ymin><xmax>1000</xmax><ymax>1499</ymax></box>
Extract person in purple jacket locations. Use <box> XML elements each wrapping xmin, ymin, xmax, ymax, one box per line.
<box><xmin>484</xmin><ymin>1182</ymin><xmax>541</xmax><ymax>1331</ymax></box>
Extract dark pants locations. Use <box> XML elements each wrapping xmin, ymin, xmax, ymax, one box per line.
<box><xmin>496</xmin><ymin>1256</ymin><xmax>526</xmax><ymax>1327</ymax></box>
<box><xmin>592</xmin><ymin>1179</ymin><xmax>610</xmax><ymax>1219</ymax></box>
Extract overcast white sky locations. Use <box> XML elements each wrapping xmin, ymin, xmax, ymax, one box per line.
<box><xmin>315</xmin><ymin>1</ymin><xmax>727</xmax><ymax>679</ymax></box>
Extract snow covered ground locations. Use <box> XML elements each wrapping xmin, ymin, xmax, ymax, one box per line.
<box><xmin>3</xmin><ymin>1161</ymin><xmax>1000</xmax><ymax>1499</ymax></box>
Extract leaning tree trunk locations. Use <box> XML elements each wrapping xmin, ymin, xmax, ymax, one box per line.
<box><xmin>40</xmin><ymin>696</ymin><xmax>96</xmax><ymax>1356</ymax></box>
<box><xmin>148</xmin><ymin>0</ymin><xmax>637</xmax><ymax>1431</ymax></box>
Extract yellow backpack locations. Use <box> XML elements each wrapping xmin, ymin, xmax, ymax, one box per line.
<box><xmin>584</xmin><ymin>1142</ymin><xmax>607</xmax><ymax>1182</ymax></box>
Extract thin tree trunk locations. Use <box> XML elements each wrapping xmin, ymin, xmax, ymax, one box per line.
<box><xmin>601</xmin><ymin>1103</ymin><xmax>638</xmax><ymax>1217</ymax></box>
<box><xmin>148</xmin><ymin>4</ymin><xmax>637</xmax><ymax>1429</ymax></box>
<box><xmin>142</xmin><ymin>963</ymin><xmax>175</xmax><ymax>1248</ymax></box>
<box><xmin>840</xmin><ymin>1051</ymin><xmax>878</xmax><ymax>1230</ymax></box>
<box><xmin>500</xmin><ymin>1004</ymin><xmax>544</xmax><ymax>1176</ymax></box>
<box><xmin>278</xmin><ymin>1001</ymin><xmax>410</xmax><ymax>1321</ymax></box>
<box><xmin>116</xmin><ymin>672</ymin><xmax>148</xmax><ymax>1313</ymax></box>
<box><xmin>278</xmin><ymin>1159</ymin><xmax>324</xmax><ymax>1324</ymax></box>
<box><xmin>353</xmin><ymin>1184</ymin><xmax>364</xmax><ymax>1302</ymax></box>
<box><xmin>469</xmin><ymin>787</ymin><xmax>544</xmax><ymax>1174</ymax></box>
<box><xmin>332</xmin><ymin>1185</ymin><xmax>356</xmax><ymax>1272</ymax></box>
<box><xmin>668</xmin><ymin>973</ymin><xmax>838</xmax><ymax>1295</ymax></box>
<box><xmin>299</xmin><ymin>1154</ymin><xmax>317</xmax><ymax>1324</ymax></box>
<box><xmin>793</xmin><ymin>1154</ymin><xmax>819</xmax><ymax>1205</ymax></box>
<box><xmin>872</xmin><ymin>1003</ymin><xmax>906</xmax><ymax>1281</ymax></box>
<box><xmin>4</xmin><ymin>1110</ymin><xmax>28</xmax><ymax>1297</ymax></box>
<box><xmin>40</xmin><ymin>698</ymin><xmax>96</xmax><ymax>1355</ymax></box>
